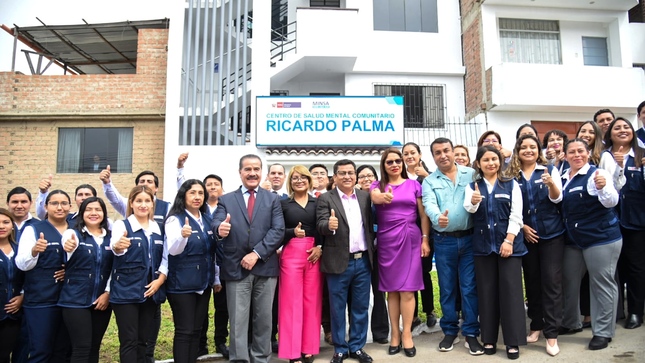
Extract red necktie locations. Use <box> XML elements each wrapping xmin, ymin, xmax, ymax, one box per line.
<box><xmin>315</xmin><ymin>191</ymin><xmax>321</xmax><ymax>198</ymax></box>
<box><xmin>247</xmin><ymin>189</ymin><xmax>255</xmax><ymax>222</ymax></box>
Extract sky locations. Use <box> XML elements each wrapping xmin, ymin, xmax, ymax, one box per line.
<box><xmin>0</xmin><ymin>0</ymin><xmax>173</xmax><ymax>74</ymax></box>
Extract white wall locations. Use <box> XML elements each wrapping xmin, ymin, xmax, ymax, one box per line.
<box><xmin>630</xmin><ymin>23</ymin><xmax>645</xmax><ymax>64</ymax></box>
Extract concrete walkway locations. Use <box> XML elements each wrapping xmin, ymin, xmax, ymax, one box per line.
<box><xmin>187</xmin><ymin>318</ymin><xmax>644</xmax><ymax>362</ymax></box>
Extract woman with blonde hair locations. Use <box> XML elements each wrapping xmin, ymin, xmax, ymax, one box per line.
<box><xmin>278</xmin><ymin>165</ymin><xmax>323</xmax><ymax>363</ymax></box>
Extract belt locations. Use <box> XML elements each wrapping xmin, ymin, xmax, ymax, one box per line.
<box><xmin>349</xmin><ymin>251</ymin><xmax>367</xmax><ymax>260</ymax></box>
<box><xmin>433</xmin><ymin>228</ymin><xmax>474</xmax><ymax>238</ymax></box>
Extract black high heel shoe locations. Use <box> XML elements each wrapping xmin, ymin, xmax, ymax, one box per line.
<box><xmin>403</xmin><ymin>346</ymin><xmax>416</xmax><ymax>357</ymax></box>
<box><xmin>388</xmin><ymin>344</ymin><xmax>401</xmax><ymax>355</ymax></box>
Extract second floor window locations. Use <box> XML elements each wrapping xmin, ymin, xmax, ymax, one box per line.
<box><xmin>499</xmin><ymin>18</ymin><xmax>562</xmax><ymax>64</ymax></box>
<box><xmin>373</xmin><ymin>0</ymin><xmax>438</xmax><ymax>33</ymax></box>
<box><xmin>374</xmin><ymin>84</ymin><xmax>445</xmax><ymax>128</ymax></box>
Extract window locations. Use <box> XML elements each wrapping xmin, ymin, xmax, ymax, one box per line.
<box><xmin>374</xmin><ymin>84</ymin><xmax>445</xmax><ymax>128</ymax></box>
<box><xmin>373</xmin><ymin>0</ymin><xmax>438</xmax><ymax>33</ymax></box>
<box><xmin>57</xmin><ymin>128</ymin><xmax>133</xmax><ymax>173</ymax></box>
<box><xmin>582</xmin><ymin>37</ymin><xmax>608</xmax><ymax>66</ymax></box>
<box><xmin>310</xmin><ymin>0</ymin><xmax>340</xmax><ymax>7</ymax></box>
<box><xmin>499</xmin><ymin>18</ymin><xmax>562</xmax><ymax>64</ymax></box>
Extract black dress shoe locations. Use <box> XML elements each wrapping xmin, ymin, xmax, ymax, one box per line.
<box><xmin>388</xmin><ymin>344</ymin><xmax>401</xmax><ymax>355</ymax></box>
<box><xmin>582</xmin><ymin>321</ymin><xmax>591</xmax><ymax>329</ymax></box>
<box><xmin>625</xmin><ymin>314</ymin><xmax>643</xmax><ymax>329</ymax></box>
<box><xmin>215</xmin><ymin>343</ymin><xmax>230</xmax><ymax>359</ymax></box>
<box><xmin>403</xmin><ymin>346</ymin><xmax>416</xmax><ymax>357</ymax></box>
<box><xmin>558</xmin><ymin>327</ymin><xmax>582</xmax><ymax>335</ymax></box>
<box><xmin>588</xmin><ymin>336</ymin><xmax>611</xmax><ymax>350</ymax></box>
<box><xmin>426</xmin><ymin>312</ymin><xmax>437</xmax><ymax>327</ymax></box>
<box><xmin>411</xmin><ymin>317</ymin><xmax>422</xmax><ymax>331</ymax></box>
<box><xmin>272</xmin><ymin>340</ymin><xmax>279</xmax><ymax>353</ymax></box>
<box><xmin>330</xmin><ymin>352</ymin><xmax>347</xmax><ymax>363</ymax></box>
<box><xmin>374</xmin><ymin>337</ymin><xmax>389</xmax><ymax>344</ymax></box>
<box><xmin>349</xmin><ymin>349</ymin><xmax>373</xmax><ymax>363</ymax></box>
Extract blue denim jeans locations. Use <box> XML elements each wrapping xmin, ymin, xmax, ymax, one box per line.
<box><xmin>433</xmin><ymin>232</ymin><xmax>480</xmax><ymax>337</ymax></box>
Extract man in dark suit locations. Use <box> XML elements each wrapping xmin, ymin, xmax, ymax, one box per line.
<box><xmin>212</xmin><ymin>154</ymin><xmax>285</xmax><ymax>363</ymax></box>
<box><xmin>317</xmin><ymin>159</ymin><xmax>375</xmax><ymax>363</ymax></box>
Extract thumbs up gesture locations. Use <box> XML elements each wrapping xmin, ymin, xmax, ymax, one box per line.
<box><xmin>614</xmin><ymin>146</ymin><xmax>625</xmax><ymax>168</ymax></box>
<box><xmin>32</xmin><ymin>232</ymin><xmax>48</xmax><ymax>256</ymax></box>
<box><xmin>546</xmin><ymin>147</ymin><xmax>556</xmax><ymax>160</ymax></box>
<box><xmin>177</xmin><ymin>152</ymin><xmax>189</xmax><ymax>169</ymax></box>
<box><xmin>99</xmin><ymin>165</ymin><xmax>111</xmax><ymax>184</ymax></box>
<box><xmin>328</xmin><ymin>209</ymin><xmax>338</xmax><ymax>231</ymax></box>
<box><xmin>593</xmin><ymin>170</ymin><xmax>606</xmax><ymax>190</ymax></box>
<box><xmin>113</xmin><ymin>230</ymin><xmax>131</xmax><ymax>254</ymax></box>
<box><xmin>294</xmin><ymin>222</ymin><xmax>305</xmax><ymax>238</ymax></box>
<box><xmin>414</xmin><ymin>161</ymin><xmax>429</xmax><ymax>177</ymax></box>
<box><xmin>471</xmin><ymin>183</ymin><xmax>482</xmax><ymax>205</ymax></box>
<box><xmin>218</xmin><ymin>213</ymin><xmax>231</xmax><ymax>237</ymax></box>
<box><xmin>261</xmin><ymin>177</ymin><xmax>271</xmax><ymax>191</ymax></box>
<box><xmin>541</xmin><ymin>167</ymin><xmax>553</xmax><ymax>188</ymax></box>
<box><xmin>39</xmin><ymin>174</ymin><xmax>53</xmax><ymax>193</ymax></box>
<box><xmin>63</xmin><ymin>233</ymin><xmax>78</xmax><ymax>253</ymax></box>
<box><xmin>181</xmin><ymin>217</ymin><xmax>192</xmax><ymax>238</ymax></box>
<box><xmin>438</xmin><ymin>210</ymin><xmax>449</xmax><ymax>228</ymax></box>
<box><xmin>383</xmin><ymin>186</ymin><xmax>394</xmax><ymax>204</ymax></box>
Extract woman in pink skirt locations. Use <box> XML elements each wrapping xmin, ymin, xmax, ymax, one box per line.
<box><xmin>278</xmin><ymin>165</ymin><xmax>323</xmax><ymax>363</ymax></box>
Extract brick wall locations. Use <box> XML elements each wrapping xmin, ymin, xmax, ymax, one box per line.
<box><xmin>629</xmin><ymin>0</ymin><xmax>645</xmax><ymax>22</ymax></box>
<box><xmin>0</xmin><ymin>29</ymin><xmax>168</xmax><ymax>219</ymax></box>
<box><xmin>460</xmin><ymin>0</ymin><xmax>485</xmax><ymax>120</ymax></box>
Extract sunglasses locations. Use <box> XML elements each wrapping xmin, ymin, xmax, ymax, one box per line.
<box><xmin>385</xmin><ymin>159</ymin><xmax>403</xmax><ymax>166</ymax></box>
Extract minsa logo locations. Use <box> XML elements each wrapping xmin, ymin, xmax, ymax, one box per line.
<box><xmin>312</xmin><ymin>101</ymin><xmax>330</xmax><ymax>109</ymax></box>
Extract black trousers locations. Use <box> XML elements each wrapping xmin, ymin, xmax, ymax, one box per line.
<box><xmin>475</xmin><ymin>254</ymin><xmax>527</xmax><ymax>347</ymax></box>
<box><xmin>168</xmin><ymin>290</ymin><xmax>212</xmax><ymax>363</ymax></box>
<box><xmin>198</xmin><ymin>282</ymin><xmax>230</xmax><ymax>352</ymax></box>
<box><xmin>145</xmin><ymin>303</ymin><xmax>161</xmax><ymax>362</ymax></box>
<box><xmin>62</xmin><ymin>306</ymin><xmax>112</xmax><ymax>363</ymax></box>
<box><xmin>370</xmin><ymin>249</ymin><xmax>389</xmax><ymax>341</ymax></box>
<box><xmin>619</xmin><ymin>227</ymin><xmax>645</xmax><ymax>317</ymax></box>
<box><xmin>522</xmin><ymin>234</ymin><xmax>564</xmax><ymax>338</ymax></box>
<box><xmin>0</xmin><ymin>318</ymin><xmax>20</xmax><ymax>363</ymax></box>
<box><xmin>113</xmin><ymin>299</ymin><xmax>157</xmax><ymax>363</ymax></box>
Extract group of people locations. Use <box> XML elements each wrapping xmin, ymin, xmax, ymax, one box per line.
<box><xmin>0</xmin><ymin>101</ymin><xmax>644</xmax><ymax>363</ymax></box>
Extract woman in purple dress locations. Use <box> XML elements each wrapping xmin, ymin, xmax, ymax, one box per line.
<box><xmin>370</xmin><ymin>148</ymin><xmax>431</xmax><ymax>358</ymax></box>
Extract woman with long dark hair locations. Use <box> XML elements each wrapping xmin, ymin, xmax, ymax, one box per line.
<box><xmin>59</xmin><ymin>197</ymin><xmax>113</xmax><ymax>363</ymax></box>
<box><xmin>0</xmin><ymin>208</ymin><xmax>24</xmax><ymax>362</ymax></box>
<box><xmin>110</xmin><ymin>186</ymin><xmax>167</xmax><ymax>363</ymax></box>
<box><xmin>371</xmin><ymin>148</ymin><xmax>431</xmax><ymax>357</ymax></box>
<box><xmin>505</xmin><ymin>135</ymin><xmax>565</xmax><ymax>356</ymax></box>
<box><xmin>165</xmin><ymin>179</ymin><xmax>219</xmax><ymax>363</ymax></box>
<box><xmin>600</xmin><ymin>118</ymin><xmax>645</xmax><ymax>329</ymax></box>
<box><xmin>465</xmin><ymin>145</ymin><xmax>526</xmax><ymax>359</ymax></box>
<box><xmin>16</xmin><ymin>190</ymin><xmax>71</xmax><ymax>362</ymax></box>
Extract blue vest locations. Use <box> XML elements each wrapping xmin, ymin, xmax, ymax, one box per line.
<box><xmin>167</xmin><ymin>212</ymin><xmax>215</xmax><ymax>294</ymax></box>
<box><xmin>0</xmin><ymin>242</ymin><xmax>24</xmax><ymax>320</ymax></box>
<box><xmin>516</xmin><ymin>165</ymin><xmax>565</xmax><ymax>240</ymax></box>
<box><xmin>59</xmin><ymin>230</ymin><xmax>114</xmax><ymax>308</ymax></box>
<box><xmin>561</xmin><ymin>166</ymin><xmax>622</xmax><ymax>248</ymax></box>
<box><xmin>154</xmin><ymin>199</ymin><xmax>171</xmax><ymax>232</ymax></box>
<box><xmin>471</xmin><ymin>179</ymin><xmax>526</xmax><ymax>257</ymax></box>
<box><xmin>14</xmin><ymin>217</ymin><xmax>38</xmax><ymax>242</ymax></box>
<box><xmin>22</xmin><ymin>221</ymin><xmax>65</xmax><ymax>308</ymax></box>
<box><xmin>109</xmin><ymin>220</ymin><xmax>165</xmax><ymax>304</ymax></box>
<box><xmin>636</xmin><ymin>128</ymin><xmax>645</xmax><ymax>146</ymax></box>
<box><xmin>618</xmin><ymin>156</ymin><xmax>645</xmax><ymax>230</ymax></box>
<box><xmin>65</xmin><ymin>213</ymin><xmax>78</xmax><ymax>228</ymax></box>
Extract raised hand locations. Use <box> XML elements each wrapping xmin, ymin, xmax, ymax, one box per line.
<box><xmin>39</xmin><ymin>174</ymin><xmax>53</xmax><ymax>193</ymax></box>
<box><xmin>541</xmin><ymin>168</ymin><xmax>553</xmax><ymax>188</ymax></box>
<box><xmin>261</xmin><ymin>177</ymin><xmax>271</xmax><ymax>191</ymax></box>
<box><xmin>177</xmin><ymin>152</ymin><xmax>189</xmax><ymax>168</ymax></box>
<box><xmin>614</xmin><ymin>146</ymin><xmax>625</xmax><ymax>168</ymax></box>
<box><xmin>99</xmin><ymin>165</ymin><xmax>111</xmax><ymax>184</ymax></box>
<box><xmin>218</xmin><ymin>214</ymin><xmax>231</xmax><ymax>237</ymax></box>
<box><xmin>32</xmin><ymin>232</ymin><xmax>47</xmax><ymax>256</ymax></box>
<box><xmin>113</xmin><ymin>231</ymin><xmax>131</xmax><ymax>254</ymax></box>
<box><xmin>294</xmin><ymin>222</ymin><xmax>306</xmax><ymax>238</ymax></box>
<box><xmin>546</xmin><ymin>147</ymin><xmax>556</xmax><ymax>160</ymax></box>
<box><xmin>438</xmin><ymin>210</ymin><xmax>449</xmax><ymax>228</ymax></box>
<box><xmin>328</xmin><ymin>209</ymin><xmax>338</xmax><ymax>231</ymax></box>
<box><xmin>63</xmin><ymin>233</ymin><xmax>78</xmax><ymax>253</ymax></box>
<box><xmin>181</xmin><ymin>217</ymin><xmax>192</xmax><ymax>238</ymax></box>
<box><xmin>383</xmin><ymin>186</ymin><xmax>394</xmax><ymax>204</ymax></box>
<box><xmin>471</xmin><ymin>183</ymin><xmax>482</xmax><ymax>205</ymax></box>
<box><xmin>593</xmin><ymin>170</ymin><xmax>606</xmax><ymax>190</ymax></box>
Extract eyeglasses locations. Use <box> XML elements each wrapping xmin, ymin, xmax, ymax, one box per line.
<box><xmin>358</xmin><ymin>174</ymin><xmax>375</xmax><ymax>180</ymax></box>
<box><xmin>48</xmin><ymin>201</ymin><xmax>70</xmax><ymax>207</ymax></box>
<box><xmin>291</xmin><ymin>176</ymin><xmax>308</xmax><ymax>182</ymax></box>
<box><xmin>385</xmin><ymin>159</ymin><xmax>403</xmax><ymax>166</ymax></box>
<box><xmin>336</xmin><ymin>171</ymin><xmax>355</xmax><ymax>177</ymax></box>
